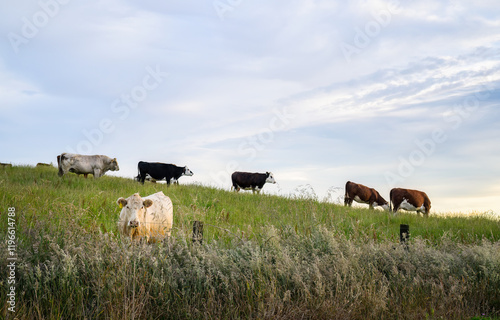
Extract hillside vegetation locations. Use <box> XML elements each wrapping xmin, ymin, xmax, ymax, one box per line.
<box><xmin>1</xmin><ymin>166</ymin><xmax>499</xmax><ymax>319</ymax></box>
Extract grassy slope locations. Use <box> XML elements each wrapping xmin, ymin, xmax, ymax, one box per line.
<box><xmin>1</xmin><ymin>166</ymin><xmax>500</xmax><ymax>319</ymax></box>
<box><xmin>1</xmin><ymin>165</ymin><xmax>498</xmax><ymax>245</ymax></box>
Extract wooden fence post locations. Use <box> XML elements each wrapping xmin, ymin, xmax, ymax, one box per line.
<box><xmin>192</xmin><ymin>221</ymin><xmax>203</xmax><ymax>244</ymax></box>
<box><xmin>400</xmin><ymin>224</ymin><xmax>409</xmax><ymax>248</ymax></box>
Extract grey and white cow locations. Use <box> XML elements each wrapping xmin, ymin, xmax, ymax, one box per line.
<box><xmin>57</xmin><ymin>153</ymin><xmax>119</xmax><ymax>178</ymax></box>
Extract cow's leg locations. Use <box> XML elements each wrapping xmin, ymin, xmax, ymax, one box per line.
<box><xmin>166</xmin><ymin>177</ymin><xmax>171</xmax><ymax>185</ymax></box>
<box><xmin>57</xmin><ymin>155</ymin><xmax>64</xmax><ymax>177</ymax></box>
<box><xmin>93</xmin><ymin>168</ymin><xmax>101</xmax><ymax>178</ymax></box>
<box><xmin>59</xmin><ymin>168</ymin><xmax>67</xmax><ymax>177</ymax></box>
<box><xmin>84</xmin><ymin>173</ymin><xmax>88</xmax><ymax>179</ymax></box>
<box><xmin>232</xmin><ymin>184</ymin><xmax>239</xmax><ymax>192</ymax></box>
<box><xmin>368</xmin><ymin>195</ymin><xmax>377</xmax><ymax>210</ymax></box>
<box><xmin>344</xmin><ymin>197</ymin><xmax>353</xmax><ymax>207</ymax></box>
<box><xmin>392</xmin><ymin>203</ymin><xmax>399</xmax><ymax>215</ymax></box>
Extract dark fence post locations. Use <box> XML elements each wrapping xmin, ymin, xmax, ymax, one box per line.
<box><xmin>192</xmin><ymin>221</ymin><xmax>203</xmax><ymax>244</ymax></box>
<box><xmin>400</xmin><ymin>224</ymin><xmax>409</xmax><ymax>248</ymax></box>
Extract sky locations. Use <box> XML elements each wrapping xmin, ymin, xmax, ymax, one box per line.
<box><xmin>1</xmin><ymin>0</ymin><xmax>499</xmax><ymax>215</ymax></box>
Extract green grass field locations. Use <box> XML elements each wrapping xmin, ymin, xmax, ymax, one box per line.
<box><xmin>1</xmin><ymin>166</ymin><xmax>499</xmax><ymax>319</ymax></box>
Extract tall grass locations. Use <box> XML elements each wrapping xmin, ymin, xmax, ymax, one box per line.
<box><xmin>1</xmin><ymin>166</ymin><xmax>499</xmax><ymax>319</ymax></box>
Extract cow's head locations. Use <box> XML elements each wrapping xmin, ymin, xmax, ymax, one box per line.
<box><xmin>110</xmin><ymin>158</ymin><xmax>120</xmax><ymax>171</ymax></box>
<box><xmin>183</xmin><ymin>166</ymin><xmax>194</xmax><ymax>176</ymax></box>
<box><xmin>425</xmin><ymin>202</ymin><xmax>431</xmax><ymax>214</ymax></box>
<box><xmin>117</xmin><ymin>193</ymin><xmax>153</xmax><ymax>230</ymax></box>
<box><xmin>380</xmin><ymin>203</ymin><xmax>390</xmax><ymax>211</ymax></box>
<box><xmin>266</xmin><ymin>172</ymin><xmax>276</xmax><ymax>184</ymax></box>
<box><xmin>375</xmin><ymin>192</ymin><xmax>390</xmax><ymax>211</ymax></box>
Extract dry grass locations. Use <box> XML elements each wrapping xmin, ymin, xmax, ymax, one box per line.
<box><xmin>1</xmin><ymin>166</ymin><xmax>499</xmax><ymax>319</ymax></box>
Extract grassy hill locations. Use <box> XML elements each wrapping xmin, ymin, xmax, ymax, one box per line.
<box><xmin>1</xmin><ymin>166</ymin><xmax>499</xmax><ymax>319</ymax></box>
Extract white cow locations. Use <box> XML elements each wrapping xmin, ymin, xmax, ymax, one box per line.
<box><xmin>57</xmin><ymin>153</ymin><xmax>119</xmax><ymax>178</ymax></box>
<box><xmin>117</xmin><ymin>191</ymin><xmax>173</xmax><ymax>242</ymax></box>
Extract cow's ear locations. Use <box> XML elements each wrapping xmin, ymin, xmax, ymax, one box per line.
<box><xmin>113</xmin><ymin>158</ymin><xmax>117</xmax><ymax>163</ymax></box>
<box><xmin>117</xmin><ymin>198</ymin><xmax>127</xmax><ymax>208</ymax></box>
<box><xmin>143</xmin><ymin>199</ymin><xmax>153</xmax><ymax>208</ymax></box>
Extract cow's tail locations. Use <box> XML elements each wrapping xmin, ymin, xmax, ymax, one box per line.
<box><xmin>136</xmin><ymin>162</ymin><xmax>145</xmax><ymax>183</ymax></box>
<box><xmin>389</xmin><ymin>189</ymin><xmax>393</xmax><ymax>212</ymax></box>
<box><xmin>57</xmin><ymin>154</ymin><xmax>63</xmax><ymax>177</ymax></box>
<box><xmin>344</xmin><ymin>181</ymin><xmax>350</xmax><ymax>206</ymax></box>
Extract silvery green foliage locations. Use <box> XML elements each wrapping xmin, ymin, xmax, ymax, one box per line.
<box><xmin>3</xmin><ymin>221</ymin><xmax>499</xmax><ymax>319</ymax></box>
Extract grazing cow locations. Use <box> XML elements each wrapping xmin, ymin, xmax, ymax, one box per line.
<box><xmin>390</xmin><ymin>188</ymin><xmax>431</xmax><ymax>216</ymax></box>
<box><xmin>137</xmin><ymin>161</ymin><xmax>193</xmax><ymax>185</ymax></box>
<box><xmin>36</xmin><ymin>163</ymin><xmax>52</xmax><ymax>167</ymax></box>
<box><xmin>117</xmin><ymin>191</ymin><xmax>173</xmax><ymax>242</ymax></box>
<box><xmin>231</xmin><ymin>171</ymin><xmax>276</xmax><ymax>194</ymax></box>
<box><xmin>57</xmin><ymin>153</ymin><xmax>119</xmax><ymax>178</ymax></box>
<box><xmin>344</xmin><ymin>181</ymin><xmax>389</xmax><ymax>210</ymax></box>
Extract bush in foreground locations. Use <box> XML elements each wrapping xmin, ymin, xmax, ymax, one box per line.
<box><xmin>1</xmin><ymin>166</ymin><xmax>499</xmax><ymax>319</ymax></box>
<box><xmin>1</xmin><ymin>215</ymin><xmax>499</xmax><ymax>319</ymax></box>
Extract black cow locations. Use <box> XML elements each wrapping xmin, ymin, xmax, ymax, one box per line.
<box><xmin>231</xmin><ymin>171</ymin><xmax>276</xmax><ymax>194</ymax></box>
<box><xmin>137</xmin><ymin>161</ymin><xmax>193</xmax><ymax>185</ymax></box>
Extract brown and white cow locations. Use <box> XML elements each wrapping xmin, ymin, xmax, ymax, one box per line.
<box><xmin>390</xmin><ymin>188</ymin><xmax>431</xmax><ymax>216</ymax></box>
<box><xmin>231</xmin><ymin>171</ymin><xmax>276</xmax><ymax>194</ymax></box>
<box><xmin>344</xmin><ymin>181</ymin><xmax>389</xmax><ymax>210</ymax></box>
<box><xmin>57</xmin><ymin>153</ymin><xmax>119</xmax><ymax>178</ymax></box>
<box><xmin>117</xmin><ymin>191</ymin><xmax>173</xmax><ymax>242</ymax></box>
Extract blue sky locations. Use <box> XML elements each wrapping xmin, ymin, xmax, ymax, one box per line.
<box><xmin>1</xmin><ymin>0</ymin><xmax>499</xmax><ymax>214</ymax></box>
